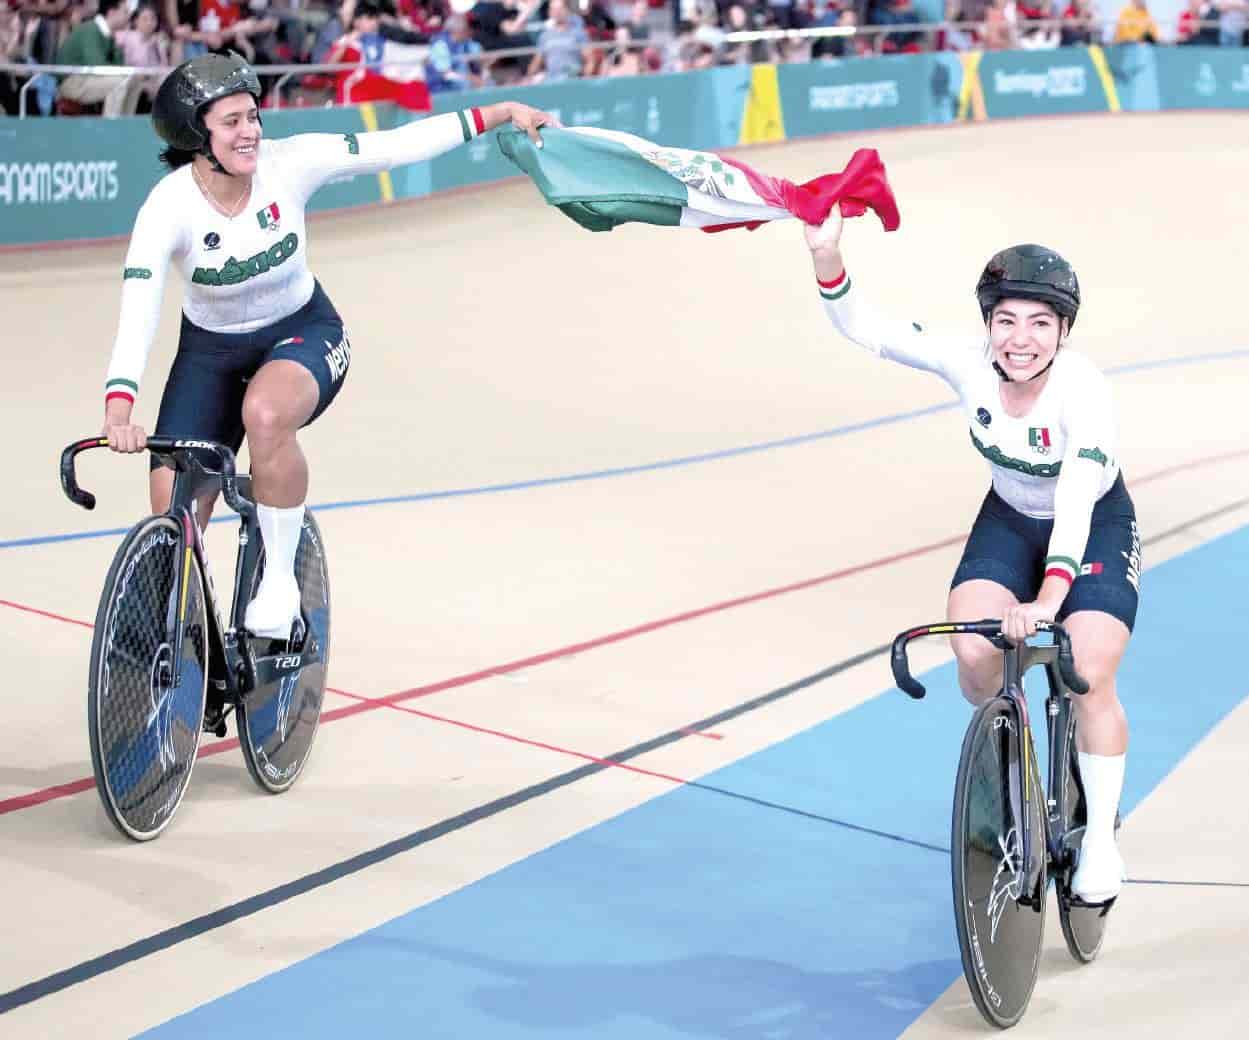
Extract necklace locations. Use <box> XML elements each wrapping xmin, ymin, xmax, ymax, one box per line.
<box><xmin>193</xmin><ymin>164</ymin><xmax>250</xmax><ymax>219</ymax></box>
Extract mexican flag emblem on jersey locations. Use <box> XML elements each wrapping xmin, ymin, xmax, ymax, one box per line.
<box><xmin>257</xmin><ymin>202</ymin><xmax>280</xmax><ymax>231</ymax></box>
<box><xmin>1028</xmin><ymin>427</ymin><xmax>1052</xmax><ymax>451</ymax></box>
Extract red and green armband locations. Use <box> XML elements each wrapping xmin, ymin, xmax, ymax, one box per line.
<box><xmin>105</xmin><ymin>379</ymin><xmax>137</xmax><ymax>409</ymax></box>
<box><xmin>1043</xmin><ymin>555</ymin><xmax>1078</xmax><ymax>586</ymax></box>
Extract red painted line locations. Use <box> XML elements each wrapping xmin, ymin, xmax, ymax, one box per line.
<box><xmin>329</xmin><ymin>686</ymin><xmax>692</xmax><ymax>786</ymax></box>
<box><xmin>680</xmin><ymin>728</ymin><xmax>725</xmax><ymax>741</ymax></box>
<box><xmin>1</xmin><ymin>444</ymin><xmax>1246</xmax><ymax>818</ymax></box>
<box><xmin>0</xmin><ymin>600</ymin><xmax>94</xmax><ymax>630</ymax></box>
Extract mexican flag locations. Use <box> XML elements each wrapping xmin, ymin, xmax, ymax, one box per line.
<box><xmin>497</xmin><ymin>126</ymin><xmax>900</xmax><ymax>234</ymax></box>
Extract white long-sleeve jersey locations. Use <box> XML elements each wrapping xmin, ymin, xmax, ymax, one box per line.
<box><xmin>818</xmin><ymin>270</ymin><xmax>1120</xmax><ymax>584</ymax></box>
<box><xmin>104</xmin><ymin>108</ymin><xmax>489</xmax><ymax>407</ymax></box>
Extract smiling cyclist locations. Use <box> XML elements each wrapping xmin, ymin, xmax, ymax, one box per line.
<box><xmin>803</xmin><ymin>209</ymin><xmax>1137</xmax><ymax>905</ymax></box>
<box><xmin>100</xmin><ymin>53</ymin><xmax>558</xmax><ymax>640</ymax></box>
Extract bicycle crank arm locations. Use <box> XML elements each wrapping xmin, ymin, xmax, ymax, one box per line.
<box><xmin>250</xmin><ymin>643</ymin><xmax>323</xmax><ymax>688</ymax></box>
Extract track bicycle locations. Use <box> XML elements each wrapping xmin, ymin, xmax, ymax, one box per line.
<box><xmin>891</xmin><ymin>619</ymin><xmax>1115</xmax><ymax>1029</ymax></box>
<box><xmin>60</xmin><ymin>436</ymin><xmax>330</xmax><ymax>841</ymax></box>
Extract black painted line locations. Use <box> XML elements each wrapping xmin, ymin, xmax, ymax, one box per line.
<box><xmin>0</xmin><ymin>644</ymin><xmax>898</xmax><ymax>1014</ymax></box>
<box><xmin>6</xmin><ymin>498</ymin><xmax>1247</xmax><ymax>1014</ymax></box>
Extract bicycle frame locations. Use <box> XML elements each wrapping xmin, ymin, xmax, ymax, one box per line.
<box><xmin>892</xmin><ymin>619</ymin><xmax>1090</xmax><ymax>899</ymax></box>
<box><xmin>60</xmin><ymin>437</ymin><xmax>324</xmax><ymax>735</ymax></box>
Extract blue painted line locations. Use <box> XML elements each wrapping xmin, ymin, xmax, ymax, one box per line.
<box><xmin>140</xmin><ymin>522</ymin><xmax>1249</xmax><ymax>1039</ymax></box>
<box><xmin>12</xmin><ymin>346</ymin><xmax>1248</xmax><ymax>553</ymax></box>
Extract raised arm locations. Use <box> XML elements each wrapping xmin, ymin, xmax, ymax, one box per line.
<box><xmin>804</xmin><ymin>208</ymin><xmax>964</xmax><ymax>381</ymax></box>
<box><xmin>276</xmin><ymin>102</ymin><xmax>560</xmax><ymax>204</ymax></box>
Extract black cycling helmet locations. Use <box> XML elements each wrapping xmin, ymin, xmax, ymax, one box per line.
<box><xmin>152</xmin><ymin>53</ymin><xmax>261</xmax><ymax>167</ymax></box>
<box><xmin>975</xmin><ymin>244</ymin><xmax>1081</xmax><ymax>330</ymax></box>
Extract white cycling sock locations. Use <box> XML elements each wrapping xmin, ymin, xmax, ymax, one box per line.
<box><xmin>256</xmin><ymin>503</ymin><xmax>305</xmax><ymax>588</ymax></box>
<box><xmin>1078</xmin><ymin>751</ymin><xmax>1125</xmax><ymax>846</ymax></box>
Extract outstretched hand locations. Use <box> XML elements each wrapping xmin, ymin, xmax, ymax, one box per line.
<box><xmin>508</xmin><ymin>103</ymin><xmax>562</xmax><ymax>147</ymax></box>
<box><xmin>804</xmin><ymin>206</ymin><xmax>844</xmax><ymax>255</ymax></box>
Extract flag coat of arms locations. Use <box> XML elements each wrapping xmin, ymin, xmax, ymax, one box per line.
<box><xmin>497</xmin><ymin>126</ymin><xmax>900</xmax><ymax>235</ymax></box>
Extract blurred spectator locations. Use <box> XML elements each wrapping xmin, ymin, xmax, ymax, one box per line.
<box><xmin>1018</xmin><ymin>0</ymin><xmax>1059</xmax><ymax>45</ymax></box>
<box><xmin>875</xmin><ymin>0</ymin><xmax>924</xmax><ymax>53</ymax></box>
<box><xmin>166</xmin><ymin>0</ymin><xmax>221</xmax><ymax>60</ymax></box>
<box><xmin>115</xmin><ymin>3</ymin><xmax>171</xmax><ymax>109</ymax></box>
<box><xmin>1216</xmin><ymin>0</ymin><xmax>1247</xmax><ymax>45</ymax></box>
<box><xmin>311</xmin><ymin>0</ymin><xmax>352</xmax><ymax>62</ymax></box>
<box><xmin>576</xmin><ymin>0</ymin><xmax>615</xmax><ymax>72</ymax></box>
<box><xmin>1113</xmin><ymin>0</ymin><xmax>1158</xmax><ymax>40</ymax></box>
<box><xmin>1177</xmin><ymin>0</ymin><xmax>1219</xmax><ymax>42</ymax></box>
<box><xmin>56</xmin><ymin>0</ymin><xmax>145</xmax><ymax>114</ymax></box>
<box><xmin>470</xmin><ymin>0</ymin><xmax>539</xmax><ymax>49</ymax></box>
<box><xmin>425</xmin><ymin>11</ymin><xmax>483</xmax><ymax>89</ymax></box>
<box><xmin>621</xmin><ymin>0</ymin><xmax>651</xmax><ymax>41</ymax></box>
<box><xmin>1</xmin><ymin>2</ymin><xmax>23</xmax><ymax>114</ymax></box>
<box><xmin>1059</xmin><ymin>0</ymin><xmax>1094</xmax><ymax>44</ymax></box>
<box><xmin>981</xmin><ymin>0</ymin><xmax>1015</xmax><ymax>48</ymax></box>
<box><xmin>721</xmin><ymin>2</ymin><xmax>774</xmax><ymax>62</ymax></box>
<box><xmin>937</xmin><ymin>0</ymin><xmax>977</xmax><ymax>49</ymax></box>
<box><xmin>23</xmin><ymin>0</ymin><xmax>72</xmax><ymax>115</ymax></box>
<box><xmin>195</xmin><ymin>0</ymin><xmax>279</xmax><ymax>62</ymax></box>
<box><xmin>395</xmin><ymin>0</ymin><xmax>443</xmax><ymax>32</ymax></box>
<box><xmin>526</xmin><ymin>0</ymin><xmax>589</xmax><ymax>80</ymax></box>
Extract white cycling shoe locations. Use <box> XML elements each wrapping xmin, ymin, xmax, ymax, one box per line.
<box><xmin>244</xmin><ymin>574</ymin><xmax>301</xmax><ymax>640</ymax></box>
<box><xmin>1071</xmin><ymin>836</ymin><xmax>1126</xmax><ymax>904</ymax></box>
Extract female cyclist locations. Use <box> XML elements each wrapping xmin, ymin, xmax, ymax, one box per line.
<box><xmin>101</xmin><ymin>53</ymin><xmax>558</xmax><ymax>640</ymax></box>
<box><xmin>804</xmin><ymin>210</ymin><xmax>1137</xmax><ymax>905</ymax></box>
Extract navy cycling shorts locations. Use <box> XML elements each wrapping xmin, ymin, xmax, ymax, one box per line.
<box><xmin>151</xmin><ymin>281</ymin><xmax>349</xmax><ymax>467</ymax></box>
<box><xmin>951</xmin><ymin>473</ymin><xmax>1141</xmax><ymax>632</ymax></box>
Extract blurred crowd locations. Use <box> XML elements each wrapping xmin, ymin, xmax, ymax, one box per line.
<box><xmin>2</xmin><ymin>0</ymin><xmax>1247</xmax><ymax>116</ymax></box>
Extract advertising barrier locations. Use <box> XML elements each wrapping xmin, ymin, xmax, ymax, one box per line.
<box><xmin>4</xmin><ymin>47</ymin><xmax>1247</xmax><ymax>247</ymax></box>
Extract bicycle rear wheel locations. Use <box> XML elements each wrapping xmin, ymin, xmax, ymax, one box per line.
<box><xmin>951</xmin><ymin>696</ymin><xmax>1047</xmax><ymax>1029</ymax></box>
<box><xmin>88</xmin><ymin>516</ymin><xmax>208</xmax><ymax>841</ymax></box>
<box><xmin>237</xmin><ymin>508</ymin><xmax>330</xmax><ymax>793</ymax></box>
<box><xmin>1056</xmin><ymin>706</ymin><xmax>1112</xmax><ymax>963</ymax></box>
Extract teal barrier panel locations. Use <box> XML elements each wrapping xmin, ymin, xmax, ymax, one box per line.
<box><xmin>1102</xmin><ymin>43</ymin><xmax>1162</xmax><ymax>113</ymax></box>
<box><xmin>6</xmin><ymin>50</ymin><xmax>1248</xmax><ymax>247</ymax></box>
<box><xmin>424</xmin><ymin>72</ymin><xmax>713</xmax><ymax>196</ymax></box>
<box><xmin>1154</xmin><ymin>45</ymin><xmax>1249</xmax><ymax>109</ymax></box>
<box><xmin>0</xmin><ymin>106</ymin><xmax>386</xmax><ymax>247</ymax></box>
<box><xmin>775</xmin><ymin>55</ymin><xmax>941</xmax><ymax>138</ymax></box>
<box><xmin>976</xmin><ymin>47</ymin><xmax>1110</xmax><ymax>119</ymax></box>
<box><xmin>0</xmin><ymin>116</ymin><xmax>160</xmax><ymax>246</ymax></box>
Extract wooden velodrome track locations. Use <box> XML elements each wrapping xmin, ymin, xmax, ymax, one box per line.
<box><xmin>1</xmin><ymin>111</ymin><xmax>1247</xmax><ymax>1037</ymax></box>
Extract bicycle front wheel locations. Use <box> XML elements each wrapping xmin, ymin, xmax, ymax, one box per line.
<box><xmin>87</xmin><ymin>516</ymin><xmax>209</xmax><ymax>841</ymax></box>
<box><xmin>950</xmin><ymin>696</ymin><xmax>1046</xmax><ymax>1029</ymax></box>
<box><xmin>237</xmin><ymin>507</ymin><xmax>330</xmax><ymax>794</ymax></box>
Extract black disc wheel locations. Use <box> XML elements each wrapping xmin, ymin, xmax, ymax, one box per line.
<box><xmin>1056</xmin><ymin>710</ymin><xmax>1112</xmax><ymax>963</ymax></box>
<box><xmin>88</xmin><ymin>516</ymin><xmax>208</xmax><ymax>841</ymax></box>
<box><xmin>951</xmin><ymin>696</ymin><xmax>1047</xmax><ymax>1029</ymax></box>
<box><xmin>237</xmin><ymin>508</ymin><xmax>330</xmax><ymax>793</ymax></box>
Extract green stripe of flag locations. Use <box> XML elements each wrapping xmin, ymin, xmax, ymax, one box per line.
<box><xmin>456</xmin><ymin>110</ymin><xmax>472</xmax><ymax>143</ymax></box>
<box><xmin>1045</xmin><ymin>555</ymin><xmax>1079</xmax><ymax>574</ymax></box>
<box><xmin>106</xmin><ymin>378</ymin><xmax>139</xmax><ymax>392</ymax></box>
